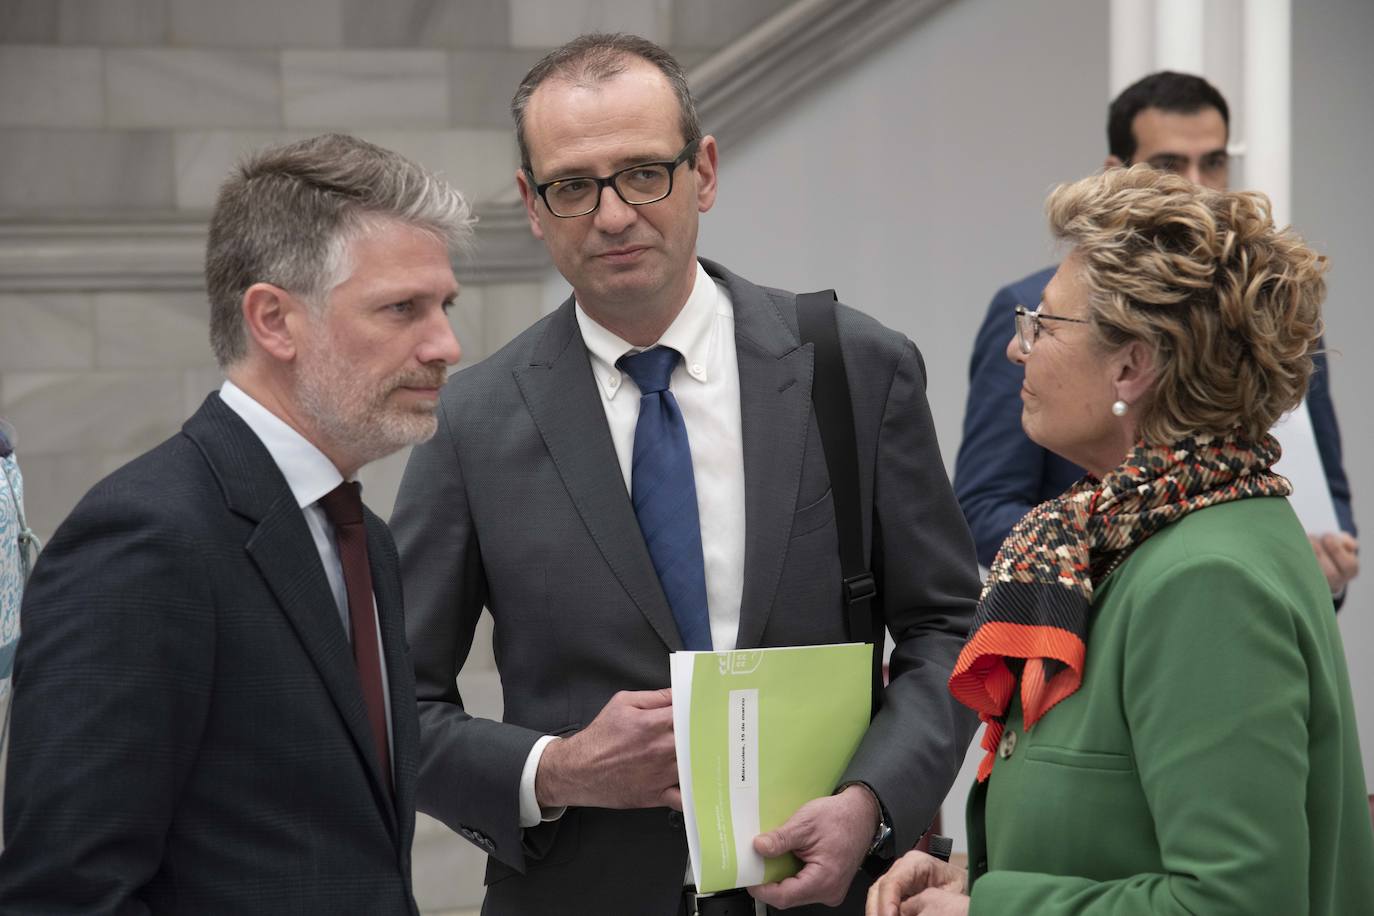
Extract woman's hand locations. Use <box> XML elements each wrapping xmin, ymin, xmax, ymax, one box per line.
<box><xmin>865</xmin><ymin>850</ymin><xmax>967</xmax><ymax>915</ymax></box>
<box><xmin>896</xmin><ymin>888</ymin><xmax>970</xmax><ymax>915</ymax></box>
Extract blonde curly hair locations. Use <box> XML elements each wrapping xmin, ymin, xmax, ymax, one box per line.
<box><xmin>1047</xmin><ymin>164</ymin><xmax>1327</xmax><ymax>443</ymax></box>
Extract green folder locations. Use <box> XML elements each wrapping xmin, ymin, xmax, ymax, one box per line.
<box><xmin>670</xmin><ymin>643</ymin><xmax>872</xmax><ymax>893</ymax></box>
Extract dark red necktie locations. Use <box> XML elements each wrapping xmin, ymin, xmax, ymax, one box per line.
<box><xmin>318</xmin><ymin>481</ymin><xmax>392</xmax><ymax>793</ymax></box>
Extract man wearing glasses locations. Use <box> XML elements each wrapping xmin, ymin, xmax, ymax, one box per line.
<box><xmin>953</xmin><ymin>70</ymin><xmax>1358</xmax><ymax>600</ymax></box>
<box><xmin>390</xmin><ymin>32</ymin><xmax>981</xmax><ymax>916</ymax></box>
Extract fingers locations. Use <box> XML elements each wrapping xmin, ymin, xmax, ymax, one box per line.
<box><xmin>1310</xmin><ymin>534</ymin><xmax>1344</xmax><ymax>593</ymax></box>
<box><xmin>748</xmin><ymin>861</ymin><xmax>837</xmax><ymax>909</ymax></box>
<box><xmin>1313</xmin><ymin>532</ymin><xmax>1360</xmax><ymax>593</ymax></box>
<box><xmin>903</xmin><ymin>887</ymin><xmax>970</xmax><ymax>916</ymax></box>
<box><xmin>753</xmin><ymin>828</ymin><xmax>788</xmax><ymax>858</ymax></box>
<box><xmin>1324</xmin><ymin>533</ymin><xmax>1360</xmax><ymax>576</ymax></box>
<box><xmin>866</xmin><ymin>850</ymin><xmax>935</xmax><ymax>915</ymax></box>
<box><xmin>867</xmin><ymin>874</ymin><xmax>902</xmax><ymax>915</ymax></box>
<box><xmin>548</xmin><ymin>690</ymin><xmax>679</xmax><ymax>809</ymax></box>
<box><xmin>617</xmin><ymin>687</ymin><xmax>673</xmax><ymax>709</ymax></box>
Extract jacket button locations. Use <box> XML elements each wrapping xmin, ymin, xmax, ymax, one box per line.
<box><xmin>997</xmin><ymin>729</ymin><xmax>1017</xmax><ymax>759</ymax></box>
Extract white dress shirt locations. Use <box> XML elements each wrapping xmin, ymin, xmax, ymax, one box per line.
<box><xmin>219</xmin><ymin>380</ymin><xmax>395</xmax><ymax>779</ymax></box>
<box><xmin>518</xmin><ymin>261</ymin><xmax>748</xmax><ymax>827</ymax></box>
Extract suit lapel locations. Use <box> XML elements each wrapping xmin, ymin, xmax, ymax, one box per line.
<box><xmin>512</xmin><ymin>301</ymin><xmax>684</xmax><ymax>650</ymax></box>
<box><xmin>184</xmin><ymin>394</ymin><xmax>400</xmax><ymax>839</ymax></box>
<box><xmin>369</xmin><ymin>514</ymin><xmax>415</xmax><ymax>843</ymax></box>
<box><xmin>704</xmin><ymin>262</ymin><xmax>816</xmax><ymax>649</ymax></box>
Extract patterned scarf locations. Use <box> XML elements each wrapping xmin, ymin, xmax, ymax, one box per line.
<box><xmin>948</xmin><ymin>431</ymin><xmax>1291</xmax><ymax>782</ymax></box>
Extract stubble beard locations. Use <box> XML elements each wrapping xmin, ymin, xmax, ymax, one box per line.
<box><xmin>296</xmin><ymin>348</ymin><xmax>445</xmax><ymax>469</ymax></box>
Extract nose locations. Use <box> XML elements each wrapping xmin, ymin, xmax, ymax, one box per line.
<box><xmin>592</xmin><ymin>183</ymin><xmax>637</xmax><ymax>235</ymax></box>
<box><xmin>1006</xmin><ymin>332</ymin><xmax>1027</xmax><ymax>366</ymax></box>
<box><xmin>421</xmin><ymin>307</ymin><xmax>462</xmax><ymax>367</ymax></box>
<box><xmin>1182</xmin><ymin>163</ymin><xmax>1203</xmax><ymax>187</ymax></box>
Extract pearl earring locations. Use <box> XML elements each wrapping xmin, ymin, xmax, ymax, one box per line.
<box><xmin>1111</xmin><ymin>400</ymin><xmax>1128</xmax><ymax>417</ymax></box>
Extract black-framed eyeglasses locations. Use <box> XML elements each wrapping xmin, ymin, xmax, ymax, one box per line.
<box><xmin>1014</xmin><ymin>304</ymin><xmax>1090</xmax><ymax>355</ymax></box>
<box><xmin>529</xmin><ymin>139</ymin><xmax>700</xmax><ymax>218</ymax></box>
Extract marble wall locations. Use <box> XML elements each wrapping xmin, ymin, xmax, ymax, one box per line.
<box><xmin>0</xmin><ymin>0</ymin><xmax>790</xmax><ymax>536</ymax></box>
<box><xmin>0</xmin><ymin>1</ymin><xmax>791</xmax><ymax>909</ymax></box>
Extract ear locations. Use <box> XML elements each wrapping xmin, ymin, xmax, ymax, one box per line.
<box><xmin>693</xmin><ymin>135</ymin><xmax>719</xmax><ymax>214</ymax></box>
<box><xmin>242</xmin><ymin>282</ymin><xmax>307</xmax><ymax>364</ymax></box>
<box><xmin>1104</xmin><ymin>154</ymin><xmax>1125</xmax><ymax>170</ymax></box>
<box><xmin>1112</xmin><ymin>339</ymin><xmax>1158</xmax><ymax>407</ymax></box>
<box><xmin>515</xmin><ymin>168</ymin><xmax>546</xmax><ymax>241</ymax></box>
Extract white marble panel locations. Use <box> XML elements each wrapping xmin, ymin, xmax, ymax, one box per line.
<box><xmin>0</xmin><ymin>46</ymin><xmax>102</xmax><ymax>128</ymax></box>
<box><xmin>58</xmin><ymin>0</ymin><xmax>168</xmax><ymax>45</ymax></box>
<box><xmin>355</xmin><ymin>448</ymin><xmax>410</xmax><ymax>522</ymax></box>
<box><xmin>448</xmin><ymin>49</ymin><xmax>544</xmax><ymax>127</ymax></box>
<box><xmin>349</xmin><ymin>128</ymin><xmax>516</xmax><ymax>205</ymax></box>
<box><xmin>6</xmin><ymin>452</ymin><xmax>120</xmax><ymax>543</ymax></box>
<box><xmin>412</xmin><ymin>811</ymin><xmax>487</xmax><ymax>911</ymax></box>
<box><xmin>283</xmin><ymin>50</ymin><xmax>448</xmax><ymax>129</ymax></box>
<box><xmin>96</xmin><ymin>292</ymin><xmax>215</xmax><ymax>370</ymax></box>
<box><xmin>182</xmin><ymin>366</ymin><xmax>225</xmax><ymax>417</ymax></box>
<box><xmin>671</xmin><ymin>0</ymin><xmax>792</xmax><ymax>50</ymax></box>
<box><xmin>0</xmin><ymin>1</ymin><xmax>57</xmax><ymax>42</ymax></box>
<box><xmin>477</xmin><ymin>281</ymin><xmax>543</xmax><ymax>353</ymax></box>
<box><xmin>460</xmin><ymin>612</ymin><xmax>497</xmax><ymax>677</ymax></box>
<box><xmin>0</xmin><ymin>129</ymin><xmax>175</xmax><ymax>212</ymax></box>
<box><xmin>341</xmin><ymin>0</ymin><xmax>509</xmax><ymax>49</ymax></box>
<box><xmin>410</xmin><ymin>662</ymin><xmax>501</xmax><ymax>911</ymax></box>
<box><xmin>107</xmin><ymin>49</ymin><xmax>282</xmax><ymax>129</ymax></box>
<box><xmin>0</xmin><ymin>293</ymin><xmax>95</xmax><ymax>371</ymax></box>
<box><xmin>169</xmin><ymin>0</ymin><xmax>343</xmax><ymax>48</ymax></box>
<box><xmin>448</xmin><ymin>283</ymin><xmax>485</xmax><ymax>365</ymax></box>
<box><xmin>1</xmin><ymin>370</ymin><xmax>186</xmax><ymax>457</ymax></box>
<box><xmin>438</xmin><ymin>128</ymin><xmax>520</xmax><ymax>205</ymax></box>
<box><xmin>172</xmin><ymin>129</ymin><xmax>318</xmax><ymax>210</ymax></box>
<box><xmin>508</xmin><ymin>0</ymin><xmax>671</xmax><ymax>49</ymax></box>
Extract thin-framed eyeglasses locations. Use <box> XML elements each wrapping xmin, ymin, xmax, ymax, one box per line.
<box><xmin>529</xmin><ymin>139</ymin><xmax>701</xmax><ymax>218</ymax></box>
<box><xmin>1014</xmin><ymin>304</ymin><xmax>1091</xmax><ymax>355</ymax></box>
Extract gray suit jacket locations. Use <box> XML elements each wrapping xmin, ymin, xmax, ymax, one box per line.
<box><xmin>0</xmin><ymin>394</ymin><xmax>420</xmax><ymax>915</ymax></box>
<box><xmin>392</xmin><ymin>260</ymin><xmax>980</xmax><ymax>915</ymax></box>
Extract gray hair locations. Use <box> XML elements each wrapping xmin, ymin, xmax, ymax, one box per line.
<box><xmin>205</xmin><ymin>133</ymin><xmax>474</xmax><ymax>368</ymax></box>
<box><xmin>511</xmin><ymin>33</ymin><xmax>702</xmax><ymax>176</ymax></box>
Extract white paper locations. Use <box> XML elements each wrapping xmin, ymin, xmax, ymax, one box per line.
<box><xmin>1271</xmin><ymin>398</ymin><xmax>1339</xmax><ymax>534</ymax></box>
<box><xmin>670</xmin><ymin>651</ymin><xmax>703</xmax><ymax>890</ymax></box>
<box><xmin>727</xmin><ymin>689</ymin><xmax>763</xmax><ymax>887</ymax></box>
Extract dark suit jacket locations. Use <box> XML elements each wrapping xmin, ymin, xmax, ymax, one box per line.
<box><xmin>953</xmin><ymin>265</ymin><xmax>1357</xmax><ymax>568</ymax></box>
<box><xmin>0</xmin><ymin>393</ymin><xmax>420</xmax><ymax>915</ymax></box>
<box><xmin>391</xmin><ymin>259</ymin><xmax>982</xmax><ymax>915</ymax></box>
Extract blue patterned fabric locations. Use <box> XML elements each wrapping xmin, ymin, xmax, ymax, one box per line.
<box><xmin>1</xmin><ymin>449</ymin><xmax>29</xmax><ymax>700</ymax></box>
<box><xmin>618</xmin><ymin>347</ymin><xmax>712</xmax><ymax>651</ymax></box>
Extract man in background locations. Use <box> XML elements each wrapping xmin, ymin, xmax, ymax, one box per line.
<box><xmin>391</xmin><ymin>32</ymin><xmax>981</xmax><ymax>916</ymax></box>
<box><xmin>0</xmin><ymin>133</ymin><xmax>469</xmax><ymax>914</ymax></box>
<box><xmin>954</xmin><ymin>71</ymin><xmax>1358</xmax><ymax>598</ymax></box>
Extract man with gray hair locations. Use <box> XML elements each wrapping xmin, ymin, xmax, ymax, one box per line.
<box><xmin>0</xmin><ymin>133</ymin><xmax>469</xmax><ymax>914</ymax></box>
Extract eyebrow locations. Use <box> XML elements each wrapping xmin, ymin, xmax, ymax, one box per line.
<box><xmin>1146</xmin><ymin>149</ymin><xmax>1228</xmax><ymax>163</ymax></box>
<box><xmin>545</xmin><ymin>150</ymin><xmax>680</xmax><ymax>179</ymax></box>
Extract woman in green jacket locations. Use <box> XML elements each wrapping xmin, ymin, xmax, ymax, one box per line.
<box><xmin>869</xmin><ymin>165</ymin><xmax>1374</xmax><ymax>915</ymax></box>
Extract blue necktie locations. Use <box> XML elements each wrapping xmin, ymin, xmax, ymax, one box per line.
<box><xmin>617</xmin><ymin>347</ymin><xmax>712</xmax><ymax>651</ymax></box>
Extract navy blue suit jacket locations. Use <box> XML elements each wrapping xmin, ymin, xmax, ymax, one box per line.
<box><xmin>953</xmin><ymin>265</ymin><xmax>1356</xmax><ymax>569</ymax></box>
<box><xmin>0</xmin><ymin>394</ymin><xmax>421</xmax><ymax>915</ymax></box>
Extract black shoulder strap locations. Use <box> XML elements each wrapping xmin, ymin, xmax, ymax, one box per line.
<box><xmin>796</xmin><ymin>290</ymin><xmax>883</xmax><ymax>718</ymax></box>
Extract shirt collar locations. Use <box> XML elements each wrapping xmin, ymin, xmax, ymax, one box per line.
<box><xmin>575</xmin><ymin>260</ymin><xmax>719</xmax><ymax>400</ymax></box>
<box><xmin>219</xmin><ymin>380</ymin><xmax>347</xmax><ymax>510</ymax></box>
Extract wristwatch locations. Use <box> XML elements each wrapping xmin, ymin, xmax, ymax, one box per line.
<box><xmin>837</xmin><ymin>781</ymin><xmax>892</xmax><ymax>858</ymax></box>
<box><xmin>867</xmin><ymin>815</ymin><xmax>894</xmax><ymax>857</ymax></box>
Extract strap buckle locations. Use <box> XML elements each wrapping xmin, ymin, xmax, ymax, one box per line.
<box><xmin>843</xmin><ymin>571</ymin><xmax>876</xmax><ymax>605</ymax></box>
<box><xmin>685</xmin><ymin>886</ymin><xmax>754</xmax><ymax>916</ymax></box>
